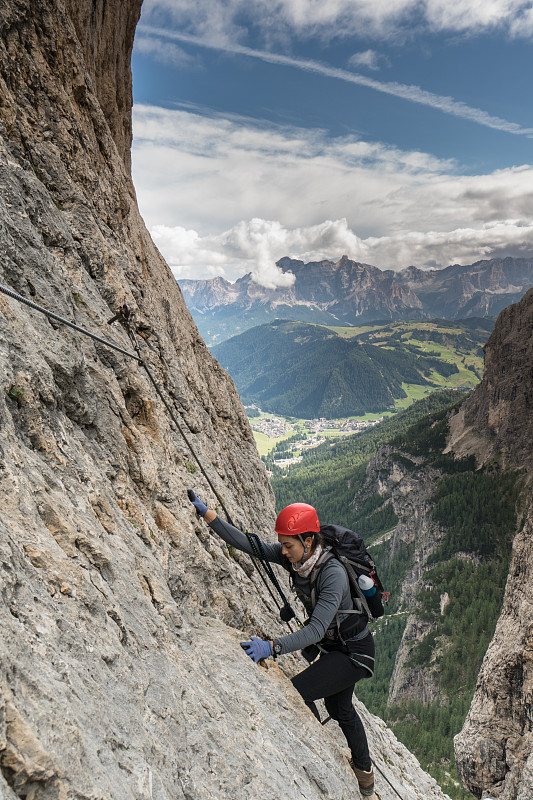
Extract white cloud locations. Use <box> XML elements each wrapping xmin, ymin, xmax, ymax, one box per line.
<box><xmin>132</xmin><ymin>104</ymin><xmax>533</xmax><ymax>283</ymax></box>
<box><xmin>509</xmin><ymin>4</ymin><xmax>533</xmax><ymax>35</ymax></box>
<box><xmin>152</xmin><ymin>218</ymin><xmax>369</xmax><ymax>286</ymax></box>
<box><xmin>132</xmin><ymin>103</ymin><xmax>457</xmax><ymax>238</ymax></box>
<box><xmin>348</xmin><ymin>50</ymin><xmax>389</xmax><ymax>71</ymax></box>
<box><xmin>141</xmin><ymin>0</ymin><xmax>533</xmax><ymax>41</ymax></box>
<box><xmin>139</xmin><ymin>26</ymin><xmax>533</xmax><ymax>137</ymax></box>
<box><xmin>151</xmin><ymin>216</ymin><xmax>533</xmax><ymax>286</ymax></box>
<box><xmin>364</xmin><ymin>217</ymin><xmax>533</xmax><ymax>268</ymax></box>
<box><xmin>133</xmin><ymin>34</ymin><xmax>197</xmax><ymax>67</ymax></box>
<box><xmin>423</xmin><ymin>0</ymin><xmax>532</xmax><ymax>34</ymax></box>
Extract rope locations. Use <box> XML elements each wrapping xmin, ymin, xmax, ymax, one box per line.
<box><xmin>113</xmin><ymin>308</ymin><xmax>300</xmax><ymax>629</ymax></box>
<box><xmin>0</xmin><ymin>283</ymin><xmax>143</xmax><ymax>363</ymax></box>
<box><xmin>0</xmin><ymin>284</ymin><xmax>234</xmax><ymax>524</ymax></box>
<box><xmin>245</xmin><ymin>539</ymin><xmax>298</xmax><ymax>629</ymax></box>
<box><xmin>371</xmin><ymin>759</ymin><xmax>406</xmax><ymax>800</ymax></box>
<box><xmin>136</xmin><ymin>343</ymin><xmax>234</xmax><ymax>524</ymax></box>
<box><xmin>246</xmin><ymin>533</ymin><xmax>292</xmax><ymax>609</ymax></box>
<box><xmin>111</xmin><ymin>306</ymin><xmax>301</xmax><ymax>630</ymax></box>
<box><xmin>245</xmin><ymin>532</ymin><xmax>300</xmax><ymax>625</ymax></box>
<box><xmin>0</xmin><ymin>284</ymin><xmax>296</xmax><ymax>628</ymax></box>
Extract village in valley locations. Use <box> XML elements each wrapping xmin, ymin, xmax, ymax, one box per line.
<box><xmin>245</xmin><ymin>405</ymin><xmax>385</xmax><ymax>471</ymax></box>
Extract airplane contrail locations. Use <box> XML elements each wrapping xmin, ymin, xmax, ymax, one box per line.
<box><xmin>138</xmin><ymin>25</ymin><xmax>533</xmax><ymax>138</ymax></box>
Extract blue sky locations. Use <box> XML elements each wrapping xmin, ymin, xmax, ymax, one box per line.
<box><xmin>131</xmin><ymin>0</ymin><xmax>533</xmax><ymax>287</ymax></box>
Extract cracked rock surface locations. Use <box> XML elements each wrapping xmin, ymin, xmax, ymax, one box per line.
<box><xmin>0</xmin><ymin>1</ymin><xmax>453</xmax><ymax>798</ymax></box>
<box><xmin>449</xmin><ymin>288</ymin><xmax>533</xmax><ymax>800</ymax></box>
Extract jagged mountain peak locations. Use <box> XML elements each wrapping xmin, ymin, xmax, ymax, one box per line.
<box><xmin>181</xmin><ymin>254</ymin><xmax>533</xmax><ymax>345</ymax></box>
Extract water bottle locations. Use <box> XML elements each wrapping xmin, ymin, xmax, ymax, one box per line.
<box><xmin>358</xmin><ymin>574</ymin><xmax>376</xmax><ymax>597</ymax></box>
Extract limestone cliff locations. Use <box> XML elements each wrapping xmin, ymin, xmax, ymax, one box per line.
<box><xmin>359</xmin><ymin>447</ymin><xmax>447</xmax><ymax>708</ymax></box>
<box><xmin>449</xmin><ymin>288</ymin><xmax>533</xmax><ymax>800</ymax></box>
<box><xmin>0</xmin><ymin>1</ymin><xmax>451</xmax><ymax>799</ymax></box>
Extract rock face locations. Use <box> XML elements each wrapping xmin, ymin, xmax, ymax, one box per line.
<box><xmin>180</xmin><ymin>255</ymin><xmax>533</xmax><ymax>345</ymax></box>
<box><xmin>449</xmin><ymin>288</ymin><xmax>533</xmax><ymax>800</ymax></box>
<box><xmin>0</xmin><ymin>2</ymin><xmax>452</xmax><ymax>799</ymax></box>
<box><xmin>447</xmin><ymin>287</ymin><xmax>533</xmax><ymax>472</ymax></box>
<box><xmin>396</xmin><ymin>257</ymin><xmax>533</xmax><ymax>320</ymax></box>
<box><xmin>356</xmin><ymin>447</ymin><xmax>448</xmax><ymax>707</ymax></box>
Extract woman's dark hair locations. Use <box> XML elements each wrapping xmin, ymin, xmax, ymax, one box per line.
<box><xmin>280</xmin><ymin>531</ymin><xmax>324</xmax><ymax>571</ymax></box>
<box><xmin>303</xmin><ymin>531</ymin><xmax>324</xmax><ymax>551</ymax></box>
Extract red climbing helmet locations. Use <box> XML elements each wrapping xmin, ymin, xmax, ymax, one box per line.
<box><xmin>275</xmin><ymin>503</ymin><xmax>320</xmax><ymax>536</ymax></box>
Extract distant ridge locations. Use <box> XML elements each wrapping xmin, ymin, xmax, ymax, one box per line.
<box><xmin>180</xmin><ymin>255</ymin><xmax>533</xmax><ymax>344</ymax></box>
<box><xmin>212</xmin><ymin>318</ymin><xmax>491</xmax><ymax>418</ymax></box>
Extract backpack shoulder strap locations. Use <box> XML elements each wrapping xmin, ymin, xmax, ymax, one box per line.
<box><xmin>309</xmin><ymin>548</ymin><xmax>372</xmax><ymax>620</ymax></box>
<box><xmin>309</xmin><ymin>549</ymin><xmax>335</xmax><ymax>607</ymax></box>
<box><xmin>310</xmin><ymin>549</ymin><xmax>368</xmax><ymax>643</ymax></box>
<box><xmin>336</xmin><ymin>554</ymin><xmax>372</xmax><ymax>619</ymax></box>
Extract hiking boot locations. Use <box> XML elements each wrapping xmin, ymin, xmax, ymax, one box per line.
<box><xmin>349</xmin><ymin>761</ymin><xmax>375</xmax><ymax>797</ymax></box>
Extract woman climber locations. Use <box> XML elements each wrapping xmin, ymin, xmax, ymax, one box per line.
<box><xmin>188</xmin><ymin>492</ymin><xmax>381</xmax><ymax>800</ymax></box>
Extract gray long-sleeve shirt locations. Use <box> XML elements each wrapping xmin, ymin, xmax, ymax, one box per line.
<box><xmin>208</xmin><ymin>515</ymin><xmax>358</xmax><ymax>655</ymax></box>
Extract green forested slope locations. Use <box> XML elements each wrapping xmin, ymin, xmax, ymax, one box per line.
<box><xmin>366</xmin><ymin>468</ymin><xmax>520</xmax><ymax>800</ymax></box>
<box><xmin>270</xmin><ymin>390</ymin><xmax>461</xmax><ymax>525</ymax></box>
<box><xmin>213</xmin><ymin>320</ymin><xmax>488</xmax><ymax>418</ymax></box>
<box><xmin>270</xmin><ymin>392</ymin><xmax>521</xmax><ymax>800</ymax></box>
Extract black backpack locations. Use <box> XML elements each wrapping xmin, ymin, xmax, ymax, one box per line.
<box><xmin>313</xmin><ymin>524</ymin><xmax>388</xmax><ymax>622</ymax></box>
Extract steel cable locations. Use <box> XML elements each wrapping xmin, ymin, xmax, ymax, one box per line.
<box><xmin>0</xmin><ymin>282</ymin><xmax>410</xmax><ymax>797</ymax></box>
<box><xmin>0</xmin><ymin>283</ymin><xmax>142</xmax><ymax>363</ymax></box>
<box><xmin>0</xmin><ymin>282</ymin><xmax>296</xmax><ymax>627</ymax></box>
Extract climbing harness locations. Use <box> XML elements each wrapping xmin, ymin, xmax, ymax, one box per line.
<box><xmin>0</xmin><ymin>283</ymin><xmax>296</xmax><ymax>627</ymax></box>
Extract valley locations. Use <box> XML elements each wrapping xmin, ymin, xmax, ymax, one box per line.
<box><xmin>271</xmin><ymin>391</ymin><xmax>520</xmax><ymax>800</ymax></box>
<box><xmin>216</xmin><ymin>318</ymin><xmax>489</xmax><ymax>421</ymax></box>
<box><xmin>247</xmin><ymin>407</ymin><xmax>386</xmax><ymax>460</ymax></box>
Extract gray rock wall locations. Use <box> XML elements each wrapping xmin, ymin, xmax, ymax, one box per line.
<box><xmin>454</xmin><ymin>511</ymin><xmax>533</xmax><ymax>800</ymax></box>
<box><xmin>448</xmin><ymin>288</ymin><xmax>533</xmax><ymax>800</ymax></box>
<box><xmin>357</xmin><ymin>447</ymin><xmax>448</xmax><ymax>707</ymax></box>
<box><xmin>0</xmin><ymin>1</ymin><xmax>452</xmax><ymax>798</ymax></box>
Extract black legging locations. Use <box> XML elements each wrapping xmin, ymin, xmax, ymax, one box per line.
<box><xmin>291</xmin><ymin>650</ymin><xmax>372</xmax><ymax>771</ymax></box>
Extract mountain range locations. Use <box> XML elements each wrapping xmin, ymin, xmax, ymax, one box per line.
<box><xmin>180</xmin><ymin>255</ymin><xmax>533</xmax><ymax>344</ymax></box>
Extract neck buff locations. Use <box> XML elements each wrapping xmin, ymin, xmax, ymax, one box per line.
<box><xmin>292</xmin><ymin>544</ymin><xmax>323</xmax><ymax>579</ymax></box>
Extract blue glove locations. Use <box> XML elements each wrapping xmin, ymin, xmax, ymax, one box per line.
<box><xmin>187</xmin><ymin>489</ymin><xmax>208</xmax><ymax>517</ymax></box>
<box><xmin>240</xmin><ymin>637</ymin><xmax>273</xmax><ymax>663</ymax></box>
